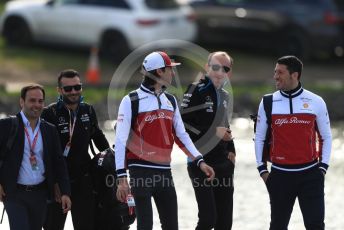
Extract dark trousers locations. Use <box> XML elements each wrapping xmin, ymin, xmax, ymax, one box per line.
<box><xmin>188</xmin><ymin>162</ymin><xmax>234</xmax><ymax>230</ymax></box>
<box><xmin>43</xmin><ymin>174</ymin><xmax>95</xmax><ymax>230</ymax></box>
<box><xmin>4</xmin><ymin>186</ymin><xmax>48</xmax><ymax>230</ymax></box>
<box><xmin>129</xmin><ymin>167</ymin><xmax>178</xmax><ymax>230</ymax></box>
<box><xmin>266</xmin><ymin>167</ymin><xmax>325</xmax><ymax>230</ymax></box>
<box><xmin>94</xmin><ymin>205</ymin><xmax>129</xmax><ymax>230</ymax></box>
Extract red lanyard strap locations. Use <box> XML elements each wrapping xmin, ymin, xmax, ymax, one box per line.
<box><xmin>24</xmin><ymin>127</ymin><xmax>40</xmax><ymax>156</ymax></box>
<box><xmin>68</xmin><ymin>110</ymin><xmax>77</xmax><ymax>143</ymax></box>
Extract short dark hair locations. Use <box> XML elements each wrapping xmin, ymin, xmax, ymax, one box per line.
<box><xmin>142</xmin><ymin>67</ymin><xmax>166</xmax><ymax>86</ymax></box>
<box><xmin>20</xmin><ymin>84</ymin><xmax>45</xmax><ymax>100</ymax></box>
<box><xmin>277</xmin><ymin>55</ymin><xmax>303</xmax><ymax>79</ymax></box>
<box><xmin>58</xmin><ymin>69</ymin><xmax>80</xmax><ymax>87</ymax></box>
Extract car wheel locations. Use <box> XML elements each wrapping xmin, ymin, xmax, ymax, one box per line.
<box><xmin>3</xmin><ymin>17</ymin><xmax>32</xmax><ymax>46</ymax></box>
<box><xmin>100</xmin><ymin>31</ymin><xmax>130</xmax><ymax>63</ymax></box>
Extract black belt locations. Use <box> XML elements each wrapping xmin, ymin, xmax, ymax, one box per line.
<box><xmin>17</xmin><ymin>181</ymin><xmax>47</xmax><ymax>192</ymax></box>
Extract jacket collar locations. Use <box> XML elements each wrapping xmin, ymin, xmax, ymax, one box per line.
<box><xmin>19</xmin><ymin>111</ymin><xmax>41</xmax><ymax>130</ymax></box>
<box><xmin>198</xmin><ymin>75</ymin><xmax>216</xmax><ymax>92</ymax></box>
<box><xmin>140</xmin><ymin>83</ymin><xmax>155</xmax><ymax>94</ymax></box>
<box><xmin>140</xmin><ymin>82</ymin><xmax>166</xmax><ymax>96</ymax></box>
<box><xmin>280</xmin><ymin>82</ymin><xmax>303</xmax><ymax>98</ymax></box>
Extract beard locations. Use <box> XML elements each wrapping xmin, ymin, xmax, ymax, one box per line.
<box><xmin>62</xmin><ymin>94</ymin><xmax>80</xmax><ymax>105</ymax></box>
<box><xmin>25</xmin><ymin>109</ymin><xmax>42</xmax><ymax>120</ymax></box>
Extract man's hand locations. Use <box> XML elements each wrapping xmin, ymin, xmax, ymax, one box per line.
<box><xmin>216</xmin><ymin>127</ymin><xmax>233</xmax><ymax>141</ymax></box>
<box><xmin>54</xmin><ymin>183</ymin><xmax>62</xmax><ymax>203</ymax></box>
<box><xmin>228</xmin><ymin>152</ymin><xmax>236</xmax><ymax>165</ymax></box>
<box><xmin>61</xmin><ymin>195</ymin><xmax>72</xmax><ymax>214</ymax></box>
<box><xmin>199</xmin><ymin>162</ymin><xmax>215</xmax><ymax>181</ymax></box>
<box><xmin>116</xmin><ymin>177</ymin><xmax>130</xmax><ymax>202</ymax></box>
<box><xmin>0</xmin><ymin>184</ymin><xmax>5</xmax><ymax>202</ymax></box>
<box><xmin>261</xmin><ymin>172</ymin><xmax>270</xmax><ymax>183</ymax></box>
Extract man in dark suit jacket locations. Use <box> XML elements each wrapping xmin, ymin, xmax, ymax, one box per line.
<box><xmin>0</xmin><ymin>84</ymin><xmax>71</xmax><ymax>230</ymax></box>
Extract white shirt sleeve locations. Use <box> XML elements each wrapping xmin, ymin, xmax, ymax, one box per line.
<box><xmin>254</xmin><ymin>98</ymin><xmax>268</xmax><ymax>168</ymax></box>
<box><xmin>315</xmin><ymin>97</ymin><xmax>332</xmax><ymax>165</ymax></box>
<box><xmin>114</xmin><ymin>95</ymin><xmax>132</xmax><ymax>177</ymax></box>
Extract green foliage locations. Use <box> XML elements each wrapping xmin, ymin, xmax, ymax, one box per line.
<box><xmin>0</xmin><ymin>43</ymin><xmax>87</xmax><ymax>71</ymax></box>
<box><xmin>0</xmin><ymin>37</ymin><xmax>115</xmax><ymax>76</ymax></box>
<box><xmin>0</xmin><ymin>2</ymin><xmax>4</xmax><ymax>14</ymax></box>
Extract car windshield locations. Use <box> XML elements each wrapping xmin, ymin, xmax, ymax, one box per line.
<box><xmin>216</xmin><ymin>0</ymin><xmax>277</xmax><ymax>4</ymax></box>
<box><xmin>56</xmin><ymin>0</ymin><xmax>79</xmax><ymax>4</ymax></box>
<box><xmin>145</xmin><ymin>0</ymin><xmax>179</xmax><ymax>9</ymax></box>
<box><xmin>80</xmin><ymin>0</ymin><xmax>130</xmax><ymax>8</ymax></box>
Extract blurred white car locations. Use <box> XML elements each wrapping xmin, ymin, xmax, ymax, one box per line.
<box><xmin>0</xmin><ymin>0</ymin><xmax>197</xmax><ymax>60</ymax></box>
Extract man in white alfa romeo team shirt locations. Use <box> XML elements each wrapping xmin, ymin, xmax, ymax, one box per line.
<box><xmin>115</xmin><ymin>51</ymin><xmax>215</xmax><ymax>230</ymax></box>
<box><xmin>255</xmin><ymin>55</ymin><xmax>332</xmax><ymax>230</ymax></box>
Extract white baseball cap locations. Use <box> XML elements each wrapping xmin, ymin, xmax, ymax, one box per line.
<box><xmin>142</xmin><ymin>51</ymin><xmax>181</xmax><ymax>71</ymax></box>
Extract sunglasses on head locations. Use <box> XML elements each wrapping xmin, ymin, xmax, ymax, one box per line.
<box><xmin>210</xmin><ymin>64</ymin><xmax>231</xmax><ymax>73</ymax></box>
<box><xmin>61</xmin><ymin>84</ymin><xmax>82</xmax><ymax>92</ymax></box>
